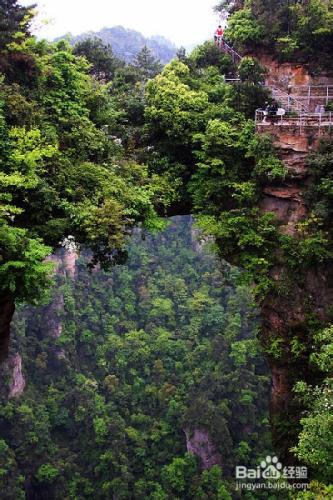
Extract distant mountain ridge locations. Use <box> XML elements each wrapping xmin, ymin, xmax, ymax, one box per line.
<box><xmin>60</xmin><ymin>26</ymin><xmax>177</xmax><ymax>64</ymax></box>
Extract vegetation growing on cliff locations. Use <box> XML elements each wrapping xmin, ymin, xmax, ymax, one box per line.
<box><xmin>217</xmin><ymin>0</ymin><xmax>333</xmax><ymax>69</ymax></box>
<box><xmin>0</xmin><ymin>0</ymin><xmax>174</xmax><ymax>361</ymax></box>
<box><xmin>293</xmin><ymin>325</ymin><xmax>333</xmax><ymax>482</ymax></box>
<box><xmin>1</xmin><ymin>218</ymin><xmax>271</xmax><ymax>498</ymax></box>
<box><xmin>1</xmin><ymin>0</ymin><xmax>333</xmax><ymax>497</ymax></box>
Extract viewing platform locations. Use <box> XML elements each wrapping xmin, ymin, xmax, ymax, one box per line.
<box><xmin>268</xmin><ymin>85</ymin><xmax>333</xmax><ymax>113</ymax></box>
<box><xmin>255</xmin><ymin>110</ymin><xmax>333</xmax><ymax>137</ymax></box>
<box><xmin>286</xmin><ymin>84</ymin><xmax>333</xmax><ymax>111</ymax></box>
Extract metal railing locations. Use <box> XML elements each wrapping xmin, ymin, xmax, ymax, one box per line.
<box><xmin>268</xmin><ymin>86</ymin><xmax>309</xmax><ymax>113</ymax></box>
<box><xmin>287</xmin><ymin>85</ymin><xmax>333</xmax><ymax>99</ymax></box>
<box><xmin>270</xmin><ymin>85</ymin><xmax>333</xmax><ymax>112</ymax></box>
<box><xmin>255</xmin><ymin>109</ymin><xmax>333</xmax><ymax>134</ymax></box>
<box><xmin>215</xmin><ymin>38</ymin><xmax>242</xmax><ymax>64</ymax></box>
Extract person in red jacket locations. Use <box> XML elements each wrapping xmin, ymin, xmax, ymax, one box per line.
<box><xmin>214</xmin><ymin>25</ymin><xmax>224</xmax><ymax>45</ymax></box>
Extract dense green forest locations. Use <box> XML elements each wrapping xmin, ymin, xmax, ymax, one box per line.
<box><xmin>216</xmin><ymin>0</ymin><xmax>333</xmax><ymax>70</ymax></box>
<box><xmin>0</xmin><ymin>0</ymin><xmax>333</xmax><ymax>498</ymax></box>
<box><xmin>1</xmin><ymin>216</ymin><xmax>271</xmax><ymax>499</ymax></box>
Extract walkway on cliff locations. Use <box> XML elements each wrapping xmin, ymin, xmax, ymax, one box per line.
<box><xmin>268</xmin><ymin>85</ymin><xmax>333</xmax><ymax>114</ymax></box>
<box><xmin>255</xmin><ymin>109</ymin><xmax>333</xmax><ymax>135</ymax></box>
<box><xmin>216</xmin><ymin>38</ymin><xmax>333</xmax><ymax>132</ymax></box>
<box><xmin>215</xmin><ymin>38</ymin><xmax>242</xmax><ymax>64</ymax></box>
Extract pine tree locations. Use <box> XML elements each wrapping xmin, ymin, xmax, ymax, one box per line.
<box><xmin>176</xmin><ymin>46</ymin><xmax>187</xmax><ymax>62</ymax></box>
<box><xmin>133</xmin><ymin>45</ymin><xmax>162</xmax><ymax>80</ymax></box>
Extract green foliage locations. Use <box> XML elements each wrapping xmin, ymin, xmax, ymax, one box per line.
<box><xmin>2</xmin><ymin>217</ymin><xmax>271</xmax><ymax>498</ymax></box>
<box><xmin>292</xmin><ymin>325</ymin><xmax>333</xmax><ymax>483</ymax></box>
<box><xmin>0</xmin><ymin>22</ymin><xmax>170</xmax><ymax>307</ymax></box>
<box><xmin>310</xmin><ymin>326</ymin><xmax>333</xmax><ymax>373</ymax></box>
<box><xmin>145</xmin><ymin>60</ymin><xmax>209</xmax><ymax>144</ymax></box>
<box><xmin>305</xmin><ymin>140</ymin><xmax>333</xmax><ymax>224</ymax></box>
<box><xmin>161</xmin><ymin>454</ymin><xmax>197</xmax><ymax>495</ymax></box>
<box><xmin>1</xmin><ymin>4</ymin><xmax>332</xmax><ymax>497</ymax></box>
<box><xmin>196</xmin><ymin>210</ymin><xmax>279</xmax><ymax>299</ymax></box>
<box><xmin>294</xmin><ymin>480</ymin><xmax>333</xmax><ymax>499</ymax></box>
<box><xmin>189</xmin><ymin>41</ymin><xmax>235</xmax><ymax>74</ymax></box>
<box><xmin>0</xmin><ymin>438</ymin><xmax>25</xmax><ymax>499</ymax></box>
<box><xmin>225</xmin><ymin>8</ymin><xmax>264</xmax><ymax>47</ymax></box>
<box><xmin>0</xmin><ymin>224</ymin><xmax>52</xmax><ymax>300</ymax></box>
<box><xmin>133</xmin><ymin>45</ymin><xmax>162</xmax><ymax>81</ymax></box>
<box><xmin>293</xmin><ymin>380</ymin><xmax>333</xmax><ymax>482</ymax></box>
<box><xmin>238</xmin><ymin>57</ymin><xmax>267</xmax><ymax>85</ymax></box>
<box><xmin>0</xmin><ymin>0</ymin><xmax>34</xmax><ymax>50</ymax></box>
<box><xmin>73</xmin><ymin>37</ymin><xmax>124</xmax><ymax>80</ymax></box>
<box><xmin>225</xmin><ymin>0</ymin><xmax>333</xmax><ymax>67</ymax></box>
<box><xmin>143</xmin><ymin>56</ymin><xmax>290</xmax><ymax>300</ymax></box>
<box><xmin>36</xmin><ymin>464</ymin><xmax>59</xmax><ymax>483</ymax></box>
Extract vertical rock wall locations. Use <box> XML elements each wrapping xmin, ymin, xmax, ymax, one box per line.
<box><xmin>1</xmin><ymin>248</ymin><xmax>78</xmax><ymax>399</ymax></box>
<box><xmin>8</xmin><ymin>354</ymin><xmax>26</xmax><ymax>398</ymax></box>
<box><xmin>185</xmin><ymin>428</ymin><xmax>223</xmax><ymax>469</ymax></box>
<box><xmin>0</xmin><ymin>353</ymin><xmax>26</xmax><ymax>399</ymax></box>
<box><xmin>42</xmin><ymin>248</ymin><xmax>78</xmax><ymax>340</ymax></box>
<box><xmin>257</xmin><ymin>123</ymin><xmax>333</xmax><ymax>452</ymax></box>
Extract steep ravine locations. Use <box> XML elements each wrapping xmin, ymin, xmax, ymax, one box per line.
<box><xmin>0</xmin><ymin>216</ymin><xmax>271</xmax><ymax>496</ymax></box>
<box><xmin>256</xmin><ymin>59</ymin><xmax>333</xmax><ymax>457</ymax></box>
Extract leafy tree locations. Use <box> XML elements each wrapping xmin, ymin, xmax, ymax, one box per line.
<box><xmin>292</xmin><ymin>326</ymin><xmax>333</xmax><ymax>483</ymax></box>
<box><xmin>238</xmin><ymin>56</ymin><xmax>267</xmax><ymax>84</ymax></box>
<box><xmin>0</xmin><ymin>0</ymin><xmax>34</xmax><ymax>49</ymax></box>
<box><xmin>2</xmin><ymin>217</ymin><xmax>271</xmax><ymax>498</ymax></box>
<box><xmin>0</xmin><ymin>439</ymin><xmax>25</xmax><ymax>499</ymax></box>
<box><xmin>189</xmin><ymin>41</ymin><xmax>235</xmax><ymax>74</ymax></box>
<box><xmin>36</xmin><ymin>463</ymin><xmax>59</xmax><ymax>483</ymax></box>
<box><xmin>224</xmin><ymin>0</ymin><xmax>333</xmax><ymax>67</ymax></box>
<box><xmin>0</xmin><ymin>15</ymin><xmax>169</xmax><ymax>359</ymax></box>
<box><xmin>73</xmin><ymin>37</ymin><xmax>124</xmax><ymax>80</ymax></box>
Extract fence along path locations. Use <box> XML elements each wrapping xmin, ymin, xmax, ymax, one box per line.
<box><xmin>215</xmin><ymin>38</ymin><xmax>242</xmax><ymax>64</ymax></box>
<box><xmin>255</xmin><ymin>109</ymin><xmax>333</xmax><ymax>135</ymax></box>
<box><xmin>268</xmin><ymin>86</ymin><xmax>309</xmax><ymax>113</ymax></box>
<box><xmin>217</xmin><ymin>39</ymin><xmax>309</xmax><ymax>112</ymax></box>
<box><xmin>215</xmin><ymin>37</ymin><xmax>333</xmax><ymax>129</ymax></box>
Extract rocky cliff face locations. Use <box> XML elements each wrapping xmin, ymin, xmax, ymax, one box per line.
<box><xmin>0</xmin><ymin>248</ymin><xmax>78</xmax><ymax>399</ymax></box>
<box><xmin>256</xmin><ymin>111</ymin><xmax>333</xmax><ymax>455</ymax></box>
<box><xmin>258</xmin><ymin>125</ymin><xmax>322</xmax><ymax>235</ymax></box>
<box><xmin>0</xmin><ymin>353</ymin><xmax>25</xmax><ymax>399</ymax></box>
<box><xmin>0</xmin><ymin>293</ymin><xmax>15</xmax><ymax>364</ymax></box>
<box><xmin>43</xmin><ymin>248</ymin><xmax>78</xmax><ymax>340</ymax></box>
<box><xmin>256</xmin><ymin>53</ymin><xmax>333</xmax><ymax>88</ymax></box>
<box><xmin>8</xmin><ymin>354</ymin><xmax>26</xmax><ymax>398</ymax></box>
<box><xmin>185</xmin><ymin>428</ymin><xmax>223</xmax><ymax>469</ymax></box>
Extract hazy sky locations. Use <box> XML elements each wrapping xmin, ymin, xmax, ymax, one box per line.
<box><xmin>20</xmin><ymin>0</ymin><xmax>219</xmax><ymax>47</ymax></box>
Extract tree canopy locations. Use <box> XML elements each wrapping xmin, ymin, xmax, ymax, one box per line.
<box><xmin>0</xmin><ymin>21</ymin><xmax>171</xmax><ymax>311</ymax></box>
<box><xmin>219</xmin><ymin>0</ymin><xmax>333</xmax><ymax>68</ymax></box>
<box><xmin>1</xmin><ymin>1</ymin><xmax>333</xmax><ymax>496</ymax></box>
